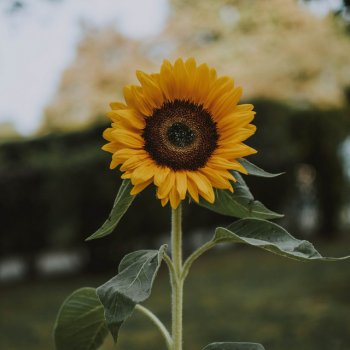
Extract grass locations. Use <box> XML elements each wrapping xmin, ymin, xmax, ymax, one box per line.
<box><xmin>1</xmin><ymin>240</ymin><xmax>350</xmax><ymax>350</ymax></box>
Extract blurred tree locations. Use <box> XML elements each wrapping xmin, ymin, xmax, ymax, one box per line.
<box><xmin>40</xmin><ymin>0</ymin><xmax>350</xmax><ymax>132</ymax></box>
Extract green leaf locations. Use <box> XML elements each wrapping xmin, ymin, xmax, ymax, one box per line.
<box><xmin>198</xmin><ymin>172</ymin><xmax>283</xmax><ymax>220</ymax></box>
<box><xmin>202</xmin><ymin>343</ymin><xmax>265</xmax><ymax>350</ymax></box>
<box><xmin>215</xmin><ymin>218</ymin><xmax>350</xmax><ymax>261</ymax></box>
<box><xmin>238</xmin><ymin>158</ymin><xmax>284</xmax><ymax>178</ymax></box>
<box><xmin>96</xmin><ymin>245</ymin><xmax>166</xmax><ymax>342</ymax></box>
<box><xmin>86</xmin><ymin>180</ymin><xmax>134</xmax><ymax>241</ymax></box>
<box><xmin>54</xmin><ymin>287</ymin><xmax>109</xmax><ymax>350</ymax></box>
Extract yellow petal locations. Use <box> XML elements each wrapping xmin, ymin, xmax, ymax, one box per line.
<box><xmin>110</xmin><ymin>102</ymin><xmax>127</xmax><ymax>110</ymax></box>
<box><xmin>175</xmin><ymin>171</ymin><xmax>187</xmax><ymax>200</ymax></box>
<box><xmin>205</xmin><ymin>76</ymin><xmax>234</xmax><ymax>110</ymax></box>
<box><xmin>102</xmin><ymin>128</ymin><xmax>113</xmax><ymax>141</ymax></box>
<box><xmin>211</xmin><ymin>87</ymin><xmax>242</xmax><ymax>120</ymax></box>
<box><xmin>123</xmin><ymin>85</ymin><xmax>137</xmax><ymax>110</ymax></box>
<box><xmin>159</xmin><ymin>60</ymin><xmax>176</xmax><ymax>101</ymax></box>
<box><xmin>121</xmin><ymin>171</ymin><xmax>132</xmax><ymax>179</ymax></box>
<box><xmin>102</xmin><ymin>142</ymin><xmax>119</xmax><ymax>154</ymax></box>
<box><xmin>200</xmin><ymin>167</ymin><xmax>233</xmax><ymax>191</ymax></box>
<box><xmin>187</xmin><ymin>171</ymin><xmax>215</xmax><ymax>203</ymax></box>
<box><xmin>192</xmin><ymin>63</ymin><xmax>210</xmax><ymax>104</ymax></box>
<box><xmin>209</xmin><ymin>67</ymin><xmax>217</xmax><ymax>83</ymax></box>
<box><xmin>131</xmin><ymin>161</ymin><xmax>157</xmax><ymax>185</ymax></box>
<box><xmin>245</xmin><ymin>124</ymin><xmax>256</xmax><ymax>131</ymax></box>
<box><xmin>234</xmin><ymin>104</ymin><xmax>254</xmax><ymax>112</ymax></box>
<box><xmin>173</xmin><ymin>58</ymin><xmax>188</xmax><ymax>99</ymax></box>
<box><xmin>112</xmin><ymin>109</ymin><xmax>145</xmax><ymax>130</ymax></box>
<box><xmin>157</xmin><ymin>171</ymin><xmax>175</xmax><ymax>199</ymax></box>
<box><xmin>161</xmin><ymin>197</ymin><xmax>169</xmax><ymax>207</ymax></box>
<box><xmin>114</xmin><ymin>148</ymin><xmax>146</xmax><ymax>158</ymax></box>
<box><xmin>109</xmin><ymin>158</ymin><xmax>120</xmax><ymax>169</ymax></box>
<box><xmin>185</xmin><ymin>57</ymin><xmax>197</xmax><ymax>76</ymax></box>
<box><xmin>120</xmin><ymin>153</ymin><xmax>150</xmax><ymax>172</ymax></box>
<box><xmin>208</xmin><ymin>157</ymin><xmax>248</xmax><ymax>174</ymax></box>
<box><xmin>183</xmin><ymin>58</ymin><xmax>197</xmax><ymax>97</ymax></box>
<box><xmin>213</xmin><ymin>143</ymin><xmax>257</xmax><ymax>158</ymax></box>
<box><xmin>123</xmin><ymin>85</ymin><xmax>152</xmax><ymax>116</ymax></box>
<box><xmin>154</xmin><ymin>166</ymin><xmax>171</xmax><ymax>186</ymax></box>
<box><xmin>218</xmin><ymin>111</ymin><xmax>255</xmax><ymax>131</ymax></box>
<box><xmin>169</xmin><ymin>185</ymin><xmax>181</xmax><ymax>209</ymax></box>
<box><xmin>186</xmin><ymin>174</ymin><xmax>199</xmax><ymax>203</ymax></box>
<box><xmin>218</xmin><ymin>127</ymin><xmax>256</xmax><ymax>144</ymax></box>
<box><xmin>136</xmin><ymin>70</ymin><xmax>164</xmax><ymax>109</ymax></box>
<box><xmin>130</xmin><ymin>179</ymin><xmax>153</xmax><ymax>195</ymax></box>
<box><xmin>111</xmin><ymin>129</ymin><xmax>144</xmax><ymax>148</ymax></box>
<box><xmin>221</xmin><ymin>170</ymin><xmax>236</xmax><ymax>182</ymax></box>
<box><xmin>112</xmin><ymin>149</ymin><xmax>147</xmax><ymax>165</ymax></box>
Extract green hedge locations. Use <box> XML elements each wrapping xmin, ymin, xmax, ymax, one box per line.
<box><xmin>0</xmin><ymin>100</ymin><xmax>349</xmax><ymax>271</ymax></box>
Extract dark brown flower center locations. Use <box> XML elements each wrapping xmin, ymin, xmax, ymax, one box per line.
<box><xmin>166</xmin><ymin>122</ymin><xmax>195</xmax><ymax>148</ymax></box>
<box><xmin>142</xmin><ymin>99</ymin><xmax>219</xmax><ymax>170</ymax></box>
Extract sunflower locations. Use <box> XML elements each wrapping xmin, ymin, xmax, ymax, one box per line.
<box><xmin>102</xmin><ymin>58</ymin><xmax>257</xmax><ymax>209</ymax></box>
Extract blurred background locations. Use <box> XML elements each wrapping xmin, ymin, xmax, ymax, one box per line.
<box><xmin>1</xmin><ymin>0</ymin><xmax>350</xmax><ymax>349</ymax></box>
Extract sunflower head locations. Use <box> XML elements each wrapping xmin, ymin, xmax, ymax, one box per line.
<box><xmin>102</xmin><ymin>58</ymin><xmax>257</xmax><ymax>209</ymax></box>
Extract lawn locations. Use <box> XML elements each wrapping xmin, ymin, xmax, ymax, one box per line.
<box><xmin>1</xmin><ymin>240</ymin><xmax>350</xmax><ymax>350</ymax></box>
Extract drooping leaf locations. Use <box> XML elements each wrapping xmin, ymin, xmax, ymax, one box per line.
<box><xmin>54</xmin><ymin>287</ymin><xmax>109</xmax><ymax>350</ymax></box>
<box><xmin>202</xmin><ymin>342</ymin><xmax>265</xmax><ymax>350</ymax></box>
<box><xmin>86</xmin><ymin>180</ymin><xmax>134</xmax><ymax>241</ymax></box>
<box><xmin>97</xmin><ymin>246</ymin><xmax>166</xmax><ymax>342</ymax></box>
<box><xmin>215</xmin><ymin>218</ymin><xmax>350</xmax><ymax>261</ymax></box>
<box><xmin>238</xmin><ymin>158</ymin><xmax>284</xmax><ymax>178</ymax></box>
<box><xmin>198</xmin><ymin>172</ymin><xmax>283</xmax><ymax>220</ymax></box>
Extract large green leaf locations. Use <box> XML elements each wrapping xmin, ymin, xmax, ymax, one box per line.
<box><xmin>54</xmin><ymin>287</ymin><xmax>109</xmax><ymax>350</ymax></box>
<box><xmin>198</xmin><ymin>172</ymin><xmax>283</xmax><ymax>220</ymax></box>
<box><xmin>86</xmin><ymin>180</ymin><xmax>134</xmax><ymax>241</ymax></box>
<box><xmin>202</xmin><ymin>343</ymin><xmax>265</xmax><ymax>350</ymax></box>
<box><xmin>238</xmin><ymin>158</ymin><xmax>284</xmax><ymax>178</ymax></box>
<box><xmin>215</xmin><ymin>218</ymin><xmax>350</xmax><ymax>261</ymax></box>
<box><xmin>97</xmin><ymin>246</ymin><xmax>166</xmax><ymax>342</ymax></box>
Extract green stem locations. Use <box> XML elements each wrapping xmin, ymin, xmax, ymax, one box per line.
<box><xmin>135</xmin><ymin>304</ymin><xmax>173</xmax><ymax>350</ymax></box>
<box><xmin>182</xmin><ymin>240</ymin><xmax>215</xmax><ymax>280</ymax></box>
<box><xmin>171</xmin><ymin>204</ymin><xmax>183</xmax><ymax>350</ymax></box>
<box><xmin>163</xmin><ymin>252</ymin><xmax>176</xmax><ymax>282</ymax></box>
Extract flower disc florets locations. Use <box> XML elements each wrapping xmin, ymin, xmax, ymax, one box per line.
<box><xmin>143</xmin><ymin>99</ymin><xmax>219</xmax><ymax>171</ymax></box>
<box><xmin>102</xmin><ymin>58</ymin><xmax>257</xmax><ymax>208</ymax></box>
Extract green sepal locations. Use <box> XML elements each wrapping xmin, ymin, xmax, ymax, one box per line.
<box><xmin>238</xmin><ymin>158</ymin><xmax>284</xmax><ymax>177</ymax></box>
<box><xmin>86</xmin><ymin>180</ymin><xmax>134</xmax><ymax>241</ymax></box>
<box><xmin>96</xmin><ymin>245</ymin><xmax>166</xmax><ymax>342</ymax></box>
<box><xmin>215</xmin><ymin>218</ymin><xmax>350</xmax><ymax>261</ymax></box>
<box><xmin>198</xmin><ymin>172</ymin><xmax>283</xmax><ymax>220</ymax></box>
<box><xmin>202</xmin><ymin>343</ymin><xmax>265</xmax><ymax>350</ymax></box>
<box><xmin>53</xmin><ymin>287</ymin><xmax>109</xmax><ymax>350</ymax></box>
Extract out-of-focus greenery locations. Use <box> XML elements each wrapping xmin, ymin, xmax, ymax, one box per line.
<box><xmin>0</xmin><ymin>122</ymin><xmax>229</xmax><ymax>272</ymax></box>
<box><xmin>0</xmin><ymin>100</ymin><xmax>349</xmax><ymax>272</ymax></box>
<box><xmin>249</xmin><ymin>100</ymin><xmax>350</xmax><ymax>237</ymax></box>
<box><xmin>1</xmin><ymin>244</ymin><xmax>350</xmax><ymax>350</ymax></box>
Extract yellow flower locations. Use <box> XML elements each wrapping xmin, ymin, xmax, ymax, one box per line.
<box><xmin>102</xmin><ymin>58</ymin><xmax>257</xmax><ymax>209</ymax></box>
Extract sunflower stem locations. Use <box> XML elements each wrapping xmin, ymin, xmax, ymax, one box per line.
<box><xmin>163</xmin><ymin>252</ymin><xmax>176</xmax><ymax>281</ymax></box>
<box><xmin>182</xmin><ymin>240</ymin><xmax>216</xmax><ymax>280</ymax></box>
<box><xmin>135</xmin><ymin>304</ymin><xmax>173</xmax><ymax>350</ymax></box>
<box><xmin>171</xmin><ymin>204</ymin><xmax>183</xmax><ymax>350</ymax></box>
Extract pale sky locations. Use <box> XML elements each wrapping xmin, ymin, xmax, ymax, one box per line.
<box><xmin>0</xmin><ymin>0</ymin><xmax>169</xmax><ymax>135</ymax></box>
